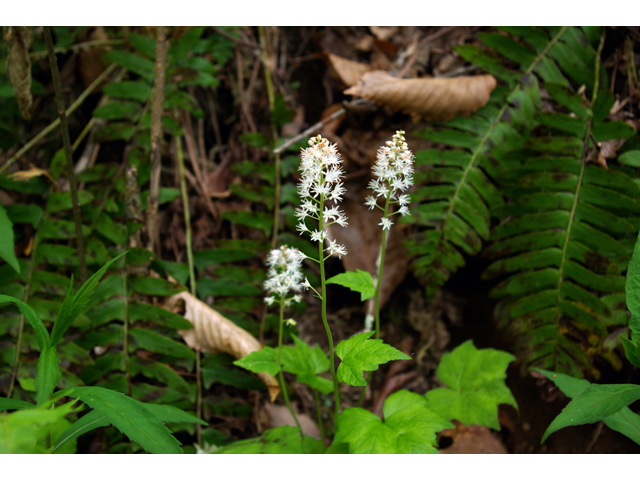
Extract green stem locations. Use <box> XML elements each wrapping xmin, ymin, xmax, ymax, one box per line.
<box><xmin>318</xmin><ymin>194</ymin><xmax>340</xmax><ymax>425</ymax></box>
<box><xmin>313</xmin><ymin>388</ymin><xmax>326</xmax><ymax>444</ymax></box>
<box><xmin>44</xmin><ymin>26</ymin><xmax>87</xmax><ymax>283</ymax></box>
<box><xmin>176</xmin><ymin>134</ymin><xmax>202</xmax><ymax>443</ymax></box>
<box><xmin>278</xmin><ymin>300</ymin><xmax>302</xmax><ymax>434</ymax></box>
<box><xmin>7</xmin><ymin>206</ymin><xmax>45</xmax><ymax>399</ymax></box>
<box><xmin>374</xmin><ymin>194</ymin><xmax>392</xmax><ymax>340</ymax></box>
<box><xmin>120</xmin><ymin>255</ymin><xmax>132</xmax><ymax>397</ymax></box>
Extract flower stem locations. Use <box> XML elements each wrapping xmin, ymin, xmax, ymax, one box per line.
<box><xmin>278</xmin><ymin>300</ymin><xmax>302</xmax><ymax>434</ymax></box>
<box><xmin>318</xmin><ymin>194</ymin><xmax>340</xmax><ymax>425</ymax></box>
<box><xmin>313</xmin><ymin>388</ymin><xmax>326</xmax><ymax>444</ymax></box>
<box><xmin>374</xmin><ymin>194</ymin><xmax>392</xmax><ymax>340</ymax></box>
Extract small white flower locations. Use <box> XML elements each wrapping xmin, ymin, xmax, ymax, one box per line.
<box><xmin>379</xmin><ymin>217</ymin><xmax>393</xmax><ymax>231</ymax></box>
<box><xmin>310</xmin><ymin>229</ymin><xmax>327</xmax><ymax>242</ymax></box>
<box><xmin>301</xmin><ymin>277</ymin><xmax>311</xmax><ymax>290</ymax></box>
<box><xmin>399</xmin><ymin>205</ymin><xmax>410</xmax><ymax>216</ymax></box>
<box><xmin>296</xmin><ymin>222</ymin><xmax>310</xmax><ymax>235</ymax></box>
<box><xmin>285</xmin><ymin>318</ymin><xmax>297</xmax><ymax>327</ymax></box>
<box><xmin>264</xmin><ymin>296</ymin><xmax>276</xmax><ymax>305</ymax></box>
<box><xmin>365</xmin><ymin>196</ymin><xmax>377</xmax><ymax>210</ymax></box>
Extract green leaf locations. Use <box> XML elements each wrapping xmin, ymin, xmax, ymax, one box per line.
<box><xmin>0</xmin><ymin>402</ymin><xmax>76</xmax><ymax>454</ymax></box>
<box><xmin>0</xmin><ymin>398</ymin><xmax>34</xmax><ymax>411</ymax></box>
<box><xmin>46</xmin><ymin>190</ymin><xmax>94</xmax><ymax>213</ymax></box>
<box><xmin>336</xmin><ymin>332</ymin><xmax>411</xmax><ymax>387</ymax></box>
<box><xmin>424</xmin><ymin>340</ymin><xmax>517</xmax><ymax>429</ymax></box>
<box><xmin>193</xmin><ymin>248</ymin><xmax>256</xmax><ymax>270</ymax></box>
<box><xmin>58</xmin><ymin>386</ymin><xmax>183</xmax><ymax>454</ymax></box>
<box><xmin>50</xmin><ymin>252</ymin><xmax>127</xmax><ymax>346</ymax></box>
<box><xmin>128</xmin><ymin>328</ymin><xmax>195</xmax><ymax>359</ymax></box>
<box><xmin>621</xmin><ymin>337</ymin><xmax>640</xmax><ymax>368</ymax></box>
<box><xmin>535</xmin><ymin>369</ymin><xmax>640</xmax><ymax>445</ymax></box>
<box><xmin>128</xmin><ymin>276</ymin><xmax>187</xmax><ymax>296</ymax></box>
<box><xmin>103</xmin><ymin>81</ymin><xmax>151</xmax><ymax>102</ymax></box>
<box><xmin>0</xmin><ymin>294</ymin><xmax>49</xmax><ymax>351</ymax></box>
<box><xmin>0</xmin><ymin>204</ymin><xmax>20</xmax><ymax>273</ymax></box>
<box><xmin>281</xmin><ymin>335</ymin><xmax>333</xmax><ymax>394</ymax></box>
<box><xmin>541</xmin><ymin>384</ymin><xmax>640</xmax><ymax>443</ymax></box>
<box><xmin>626</xmin><ymin>230</ymin><xmax>640</xmax><ymax>321</ymax></box>
<box><xmin>52</xmin><ymin>410</ymin><xmax>110</xmax><ymax>453</ymax></box>
<box><xmin>233</xmin><ymin>347</ymin><xmax>280</xmax><ymax>376</ymax></box>
<box><xmin>214</xmin><ymin>425</ymin><xmax>325</xmax><ymax>454</ymax></box>
<box><xmin>619</xmin><ymin>150</ymin><xmax>640</xmax><ymax>167</ymax></box>
<box><xmin>221</xmin><ymin>210</ymin><xmax>274</xmax><ymax>236</ymax></box>
<box><xmin>143</xmin><ymin>403</ymin><xmax>207</xmax><ymax>426</ymax></box>
<box><xmin>326</xmin><ymin>269</ymin><xmax>375</xmax><ymax>301</ymax></box>
<box><xmin>35</xmin><ymin>345</ymin><xmax>61</xmax><ymax>405</ymax></box>
<box><xmin>334</xmin><ymin>390</ymin><xmax>453</xmax><ymax>454</ymax></box>
<box><xmin>129</xmin><ymin>301</ymin><xmax>193</xmax><ymax>330</ymax></box>
<box><xmin>6</xmin><ymin>203</ymin><xmax>43</xmax><ymax>228</ymax></box>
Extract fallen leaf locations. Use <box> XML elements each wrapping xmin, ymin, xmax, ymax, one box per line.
<box><xmin>4</xmin><ymin>26</ymin><xmax>33</xmax><ymax>119</ymax></box>
<box><xmin>326</xmin><ymin>53</ymin><xmax>372</xmax><ymax>88</ymax></box>
<box><xmin>344</xmin><ymin>71</ymin><xmax>497</xmax><ymax>121</ymax></box>
<box><xmin>165</xmin><ymin>291</ymin><xmax>280</xmax><ymax>401</ymax></box>
<box><xmin>263</xmin><ymin>403</ymin><xmax>321</xmax><ymax>440</ymax></box>
<box><xmin>9</xmin><ymin>167</ymin><xmax>54</xmax><ymax>183</ymax></box>
<box><xmin>439</xmin><ymin>421</ymin><xmax>508</xmax><ymax>454</ymax></box>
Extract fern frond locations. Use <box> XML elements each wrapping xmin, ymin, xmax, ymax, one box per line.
<box><xmin>407</xmin><ymin>27</ymin><xmax>570</xmax><ymax>297</ymax></box>
<box><xmin>483</xmin><ymin>29</ymin><xmax>640</xmax><ymax>377</ymax></box>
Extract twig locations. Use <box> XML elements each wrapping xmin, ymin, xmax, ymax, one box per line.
<box><xmin>0</xmin><ymin>63</ymin><xmax>117</xmax><ymax>175</ymax></box>
<box><xmin>272</xmin><ymin>98</ymin><xmax>369</xmax><ymax>155</ymax></box>
<box><xmin>236</xmin><ymin>48</ymin><xmax>258</xmax><ymax>133</ymax></box>
<box><xmin>44</xmin><ymin>26</ymin><xmax>87</xmax><ymax>283</ymax></box>
<box><xmin>211</xmin><ymin>26</ymin><xmax>261</xmax><ymax>50</ymax></box>
<box><xmin>397</xmin><ymin>26</ymin><xmax>458</xmax><ymax>78</ymax></box>
<box><xmin>30</xmin><ymin>39</ymin><xmax>124</xmax><ymax>59</ymax></box>
<box><xmin>146</xmin><ymin>26</ymin><xmax>169</xmax><ymax>255</ymax></box>
<box><xmin>181</xmin><ymin>111</ymin><xmax>219</xmax><ymax>221</ymax></box>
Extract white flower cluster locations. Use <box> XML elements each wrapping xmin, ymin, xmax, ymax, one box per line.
<box><xmin>365</xmin><ymin>130</ymin><xmax>414</xmax><ymax>231</ymax></box>
<box><xmin>263</xmin><ymin>246</ymin><xmax>304</xmax><ymax>307</ymax></box>
<box><xmin>295</xmin><ymin>135</ymin><xmax>348</xmax><ymax>259</ymax></box>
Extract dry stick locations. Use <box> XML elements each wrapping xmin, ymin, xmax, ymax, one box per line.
<box><xmin>44</xmin><ymin>26</ymin><xmax>87</xmax><ymax>283</ymax></box>
<box><xmin>146</xmin><ymin>26</ymin><xmax>168</xmax><ymax>255</ymax></box>
<box><xmin>30</xmin><ymin>39</ymin><xmax>124</xmax><ymax>59</ymax></box>
<box><xmin>236</xmin><ymin>48</ymin><xmax>258</xmax><ymax>133</ymax></box>
<box><xmin>181</xmin><ymin>111</ymin><xmax>219</xmax><ymax>221</ymax></box>
<box><xmin>272</xmin><ymin>98</ymin><xmax>369</xmax><ymax>155</ymax></box>
<box><xmin>396</xmin><ymin>26</ymin><xmax>458</xmax><ymax>78</ymax></box>
<box><xmin>175</xmin><ymin>135</ymin><xmax>202</xmax><ymax>445</ymax></box>
<box><xmin>0</xmin><ymin>62</ymin><xmax>118</xmax><ymax>176</ymax></box>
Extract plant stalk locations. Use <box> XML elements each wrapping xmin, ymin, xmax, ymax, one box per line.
<box><xmin>44</xmin><ymin>26</ymin><xmax>87</xmax><ymax>283</ymax></box>
<box><xmin>318</xmin><ymin>193</ymin><xmax>340</xmax><ymax>425</ymax></box>
<box><xmin>277</xmin><ymin>301</ymin><xmax>302</xmax><ymax>435</ymax></box>
<box><xmin>313</xmin><ymin>388</ymin><xmax>326</xmax><ymax>444</ymax></box>
<box><xmin>176</xmin><ymin>134</ymin><xmax>202</xmax><ymax>444</ymax></box>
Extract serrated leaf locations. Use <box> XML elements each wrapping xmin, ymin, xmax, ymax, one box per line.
<box><xmin>334</xmin><ymin>390</ymin><xmax>453</xmax><ymax>454</ymax></box>
<box><xmin>281</xmin><ymin>335</ymin><xmax>333</xmax><ymax>394</ymax></box>
<box><xmin>424</xmin><ymin>340</ymin><xmax>517</xmax><ymax>429</ymax></box>
<box><xmin>326</xmin><ymin>269</ymin><xmax>374</xmax><ymax>301</ymax></box>
<box><xmin>35</xmin><ymin>345</ymin><xmax>61</xmax><ymax>405</ymax></box>
<box><xmin>233</xmin><ymin>347</ymin><xmax>280</xmax><ymax>376</ymax></box>
<box><xmin>541</xmin><ymin>384</ymin><xmax>640</xmax><ymax>442</ymax></box>
<box><xmin>214</xmin><ymin>426</ymin><xmax>325</xmax><ymax>454</ymax></box>
<box><xmin>50</xmin><ymin>252</ymin><xmax>126</xmax><ymax>346</ymax></box>
<box><xmin>336</xmin><ymin>332</ymin><xmax>410</xmax><ymax>386</ymax></box>
<box><xmin>58</xmin><ymin>386</ymin><xmax>183</xmax><ymax>454</ymax></box>
<box><xmin>0</xmin><ymin>204</ymin><xmax>20</xmax><ymax>273</ymax></box>
<box><xmin>0</xmin><ymin>294</ymin><xmax>49</xmax><ymax>351</ymax></box>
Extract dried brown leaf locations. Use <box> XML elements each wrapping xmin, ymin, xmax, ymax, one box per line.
<box><xmin>264</xmin><ymin>403</ymin><xmax>321</xmax><ymax>440</ymax></box>
<box><xmin>5</xmin><ymin>26</ymin><xmax>33</xmax><ymax>119</ymax></box>
<box><xmin>344</xmin><ymin>71</ymin><xmax>497</xmax><ymax>121</ymax></box>
<box><xmin>439</xmin><ymin>421</ymin><xmax>508</xmax><ymax>454</ymax></box>
<box><xmin>326</xmin><ymin>53</ymin><xmax>372</xmax><ymax>88</ymax></box>
<box><xmin>9</xmin><ymin>167</ymin><xmax>53</xmax><ymax>182</ymax></box>
<box><xmin>165</xmin><ymin>291</ymin><xmax>280</xmax><ymax>401</ymax></box>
